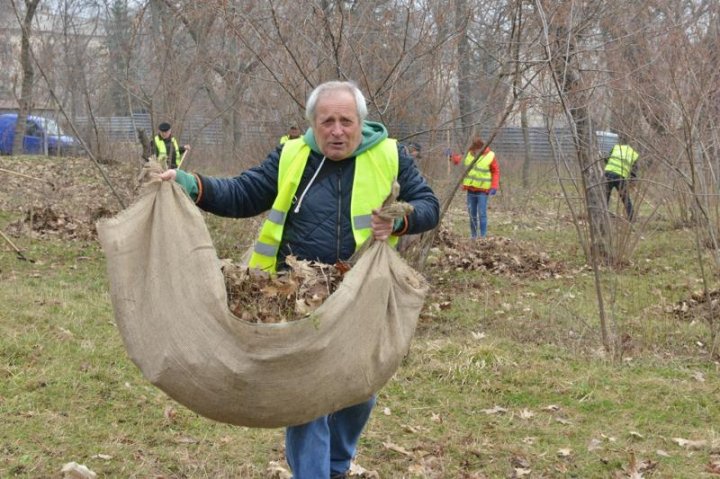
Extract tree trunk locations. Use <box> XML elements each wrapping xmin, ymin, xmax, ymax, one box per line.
<box><xmin>455</xmin><ymin>0</ymin><xmax>473</xmax><ymax>138</ymax></box>
<box><xmin>521</xmin><ymin>100</ymin><xmax>532</xmax><ymax>188</ymax></box>
<box><xmin>546</xmin><ymin>18</ymin><xmax>610</xmax><ymax>259</ymax></box>
<box><xmin>12</xmin><ymin>0</ymin><xmax>40</xmax><ymax>155</ymax></box>
<box><xmin>537</xmin><ymin>2</ymin><xmax>613</xmax><ymax>354</ymax></box>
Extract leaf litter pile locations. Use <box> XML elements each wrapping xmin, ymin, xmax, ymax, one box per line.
<box><xmin>1</xmin><ymin>156</ymin><xmax>139</xmax><ymax>240</ymax></box>
<box><xmin>222</xmin><ymin>256</ymin><xmax>347</xmax><ymax>323</ymax></box>
<box><xmin>6</xmin><ymin>204</ymin><xmax>113</xmax><ymax>240</ymax></box>
<box><xmin>221</xmin><ymin>199</ymin><xmax>414</xmax><ymax>324</ymax></box>
<box><xmin>429</xmin><ymin>225</ymin><xmax>567</xmax><ymax>279</ymax></box>
<box><xmin>671</xmin><ymin>288</ymin><xmax>720</xmax><ymax>323</ymax></box>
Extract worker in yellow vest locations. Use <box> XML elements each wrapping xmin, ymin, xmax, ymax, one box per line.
<box><xmin>159</xmin><ymin>80</ymin><xmax>439</xmax><ymax>478</ymax></box>
<box><xmin>461</xmin><ymin>136</ymin><xmax>500</xmax><ymax>238</ymax></box>
<box><xmin>604</xmin><ymin>141</ymin><xmax>639</xmax><ymax>220</ymax></box>
<box><xmin>279</xmin><ymin>125</ymin><xmax>301</xmax><ymax>145</ymax></box>
<box><xmin>152</xmin><ymin>122</ymin><xmax>191</xmax><ymax>169</ymax></box>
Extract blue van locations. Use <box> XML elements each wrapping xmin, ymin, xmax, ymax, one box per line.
<box><xmin>0</xmin><ymin>113</ymin><xmax>78</xmax><ymax>155</ymax></box>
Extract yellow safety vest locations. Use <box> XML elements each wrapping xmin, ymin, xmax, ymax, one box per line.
<box><xmin>248</xmin><ymin>138</ymin><xmax>399</xmax><ymax>272</ymax></box>
<box><xmin>279</xmin><ymin>135</ymin><xmax>290</xmax><ymax>145</ymax></box>
<box><xmin>462</xmin><ymin>150</ymin><xmax>495</xmax><ymax>189</ymax></box>
<box><xmin>605</xmin><ymin>144</ymin><xmax>638</xmax><ymax>178</ymax></box>
<box><xmin>154</xmin><ymin>135</ymin><xmax>182</xmax><ymax>168</ymax></box>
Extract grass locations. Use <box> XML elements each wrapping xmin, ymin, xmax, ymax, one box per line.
<box><xmin>1</xmin><ymin>157</ymin><xmax>720</xmax><ymax>478</ymax></box>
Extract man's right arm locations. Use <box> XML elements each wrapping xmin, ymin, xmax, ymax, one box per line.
<box><xmin>194</xmin><ymin>150</ymin><xmax>280</xmax><ymax>218</ymax></box>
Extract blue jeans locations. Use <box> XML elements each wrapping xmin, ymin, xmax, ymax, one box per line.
<box><xmin>285</xmin><ymin>396</ymin><xmax>376</xmax><ymax>478</ymax></box>
<box><xmin>467</xmin><ymin>191</ymin><xmax>489</xmax><ymax>238</ymax></box>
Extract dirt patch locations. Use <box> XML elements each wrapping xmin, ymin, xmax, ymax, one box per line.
<box><xmin>428</xmin><ymin>226</ymin><xmax>567</xmax><ymax>279</ymax></box>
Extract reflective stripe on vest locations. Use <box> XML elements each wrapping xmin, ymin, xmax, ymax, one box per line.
<box><xmin>248</xmin><ymin>138</ymin><xmax>399</xmax><ymax>273</ymax></box>
<box><xmin>605</xmin><ymin>144</ymin><xmax>638</xmax><ymax>178</ymax></box>
<box><xmin>154</xmin><ymin>135</ymin><xmax>180</xmax><ymax>166</ymax></box>
<box><xmin>462</xmin><ymin>150</ymin><xmax>495</xmax><ymax>189</ymax></box>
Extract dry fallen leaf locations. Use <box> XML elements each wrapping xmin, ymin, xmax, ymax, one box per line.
<box><xmin>383</xmin><ymin>442</ymin><xmax>414</xmax><ymax>457</ymax></box>
<box><xmin>511</xmin><ymin>456</ymin><xmax>530</xmax><ymax>468</ymax></box>
<box><xmin>672</xmin><ymin>437</ymin><xmax>708</xmax><ymax>450</ymax></box>
<box><xmin>601</xmin><ymin>433</ymin><xmax>617</xmax><ymax>442</ymax></box>
<box><xmin>174</xmin><ymin>436</ymin><xmax>198</xmax><ymax>444</ymax></box>
<box><xmin>481</xmin><ymin>405</ymin><xmax>508</xmax><ymax>415</ymax></box>
<box><xmin>588</xmin><ymin>438</ymin><xmax>603</xmax><ymax>451</ymax></box>
<box><xmin>402</xmin><ymin>424</ymin><xmax>420</xmax><ymax>434</ymax></box>
<box><xmin>348</xmin><ymin>461</ymin><xmax>380</xmax><ymax>478</ymax></box>
<box><xmin>61</xmin><ymin>462</ymin><xmax>97</xmax><ymax>479</ymax></box>
<box><xmin>266</xmin><ymin>460</ymin><xmax>292</xmax><ymax>479</ymax></box>
<box><xmin>163</xmin><ymin>406</ymin><xmax>177</xmax><ymax>422</ymax></box>
<box><xmin>624</xmin><ymin>452</ymin><xmax>658</xmax><ymax>479</ymax></box>
<box><xmin>519</xmin><ymin>408</ymin><xmax>534</xmax><ymax>419</ymax></box>
<box><xmin>471</xmin><ymin>331</ymin><xmax>487</xmax><ymax>340</ymax></box>
<box><xmin>706</xmin><ymin>460</ymin><xmax>720</xmax><ymax>475</ymax></box>
<box><xmin>512</xmin><ymin>467</ymin><xmax>532</xmax><ymax>478</ymax></box>
<box><xmin>557</xmin><ymin>448</ymin><xmax>572</xmax><ymax>457</ymax></box>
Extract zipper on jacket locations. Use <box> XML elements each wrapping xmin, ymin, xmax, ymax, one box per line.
<box><xmin>336</xmin><ymin>169</ymin><xmax>342</xmax><ymax>261</ymax></box>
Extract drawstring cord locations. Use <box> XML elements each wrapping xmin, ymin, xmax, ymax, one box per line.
<box><xmin>293</xmin><ymin>156</ymin><xmax>326</xmax><ymax>214</ymax></box>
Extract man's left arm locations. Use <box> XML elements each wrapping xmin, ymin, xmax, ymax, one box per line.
<box><xmin>393</xmin><ymin>148</ymin><xmax>440</xmax><ymax>236</ymax></box>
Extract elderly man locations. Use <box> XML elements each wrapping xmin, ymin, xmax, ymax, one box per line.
<box><xmin>160</xmin><ymin>80</ymin><xmax>439</xmax><ymax>478</ymax></box>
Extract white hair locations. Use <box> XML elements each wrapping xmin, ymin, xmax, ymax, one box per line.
<box><xmin>305</xmin><ymin>81</ymin><xmax>368</xmax><ymax>123</ymax></box>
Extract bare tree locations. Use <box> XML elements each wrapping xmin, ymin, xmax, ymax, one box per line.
<box><xmin>106</xmin><ymin>0</ymin><xmax>133</xmax><ymax>115</ymax></box>
<box><xmin>10</xmin><ymin>0</ymin><xmax>40</xmax><ymax>155</ymax></box>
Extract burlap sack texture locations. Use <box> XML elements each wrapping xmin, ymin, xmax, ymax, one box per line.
<box><xmin>97</xmin><ymin>179</ymin><xmax>428</xmax><ymax>428</ymax></box>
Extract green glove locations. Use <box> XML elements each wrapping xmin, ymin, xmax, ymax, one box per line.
<box><xmin>174</xmin><ymin>169</ymin><xmax>199</xmax><ymax>201</ymax></box>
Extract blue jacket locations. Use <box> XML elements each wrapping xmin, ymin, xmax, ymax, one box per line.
<box><xmin>196</xmin><ymin>124</ymin><xmax>439</xmax><ymax>266</ymax></box>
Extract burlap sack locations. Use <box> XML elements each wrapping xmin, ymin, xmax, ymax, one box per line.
<box><xmin>97</xmin><ymin>180</ymin><xmax>428</xmax><ymax>428</ymax></box>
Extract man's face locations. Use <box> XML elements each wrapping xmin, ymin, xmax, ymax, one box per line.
<box><xmin>160</xmin><ymin>130</ymin><xmax>171</xmax><ymax>139</ymax></box>
<box><xmin>289</xmin><ymin>128</ymin><xmax>300</xmax><ymax>139</ymax></box>
<box><xmin>312</xmin><ymin>90</ymin><xmax>362</xmax><ymax>161</ymax></box>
